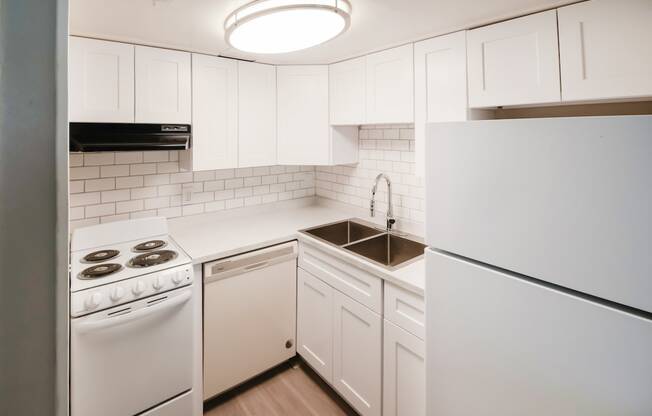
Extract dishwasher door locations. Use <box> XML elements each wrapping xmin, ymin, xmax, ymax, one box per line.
<box><xmin>203</xmin><ymin>241</ymin><xmax>298</xmax><ymax>400</ymax></box>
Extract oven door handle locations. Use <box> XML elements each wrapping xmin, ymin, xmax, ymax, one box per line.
<box><xmin>75</xmin><ymin>291</ymin><xmax>192</xmax><ymax>334</ymax></box>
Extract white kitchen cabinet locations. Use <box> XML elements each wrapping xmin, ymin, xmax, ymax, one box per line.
<box><xmin>383</xmin><ymin>320</ymin><xmax>425</xmax><ymax>416</ymax></box>
<box><xmin>467</xmin><ymin>10</ymin><xmax>561</xmax><ymax>108</ymax></box>
<box><xmin>332</xmin><ymin>291</ymin><xmax>382</xmax><ymax>416</ymax></box>
<box><xmin>181</xmin><ymin>54</ymin><xmax>238</xmax><ymax>172</ymax></box>
<box><xmin>135</xmin><ymin>45</ymin><xmax>191</xmax><ymax>124</ymax></box>
<box><xmin>365</xmin><ymin>44</ymin><xmax>414</xmax><ymax>123</ymax></box>
<box><xmin>277</xmin><ymin>65</ymin><xmax>357</xmax><ymax>165</ymax></box>
<box><xmin>414</xmin><ymin>31</ymin><xmax>469</xmax><ymax>176</ymax></box>
<box><xmin>297</xmin><ymin>268</ymin><xmax>334</xmax><ymax>383</ymax></box>
<box><xmin>238</xmin><ymin>61</ymin><xmax>277</xmax><ymax>168</ymax></box>
<box><xmin>558</xmin><ymin>0</ymin><xmax>652</xmax><ymax>102</ymax></box>
<box><xmin>329</xmin><ymin>56</ymin><xmax>366</xmax><ymax>125</ymax></box>
<box><xmin>69</xmin><ymin>37</ymin><xmax>135</xmax><ymax>123</ymax></box>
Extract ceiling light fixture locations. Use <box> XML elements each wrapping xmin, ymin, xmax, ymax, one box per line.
<box><xmin>225</xmin><ymin>0</ymin><xmax>352</xmax><ymax>54</ymax></box>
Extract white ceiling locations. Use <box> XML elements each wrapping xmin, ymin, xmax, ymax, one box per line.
<box><xmin>70</xmin><ymin>0</ymin><xmax>576</xmax><ymax>64</ymax></box>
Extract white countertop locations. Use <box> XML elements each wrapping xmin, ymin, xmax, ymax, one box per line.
<box><xmin>169</xmin><ymin>198</ymin><xmax>425</xmax><ymax>295</ymax></box>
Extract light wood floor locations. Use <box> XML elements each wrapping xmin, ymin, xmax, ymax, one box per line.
<box><xmin>204</xmin><ymin>359</ymin><xmax>358</xmax><ymax>416</ymax></box>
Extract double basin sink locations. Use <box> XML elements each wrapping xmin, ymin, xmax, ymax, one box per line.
<box><xmin>301</xmin><ymin>219</ymin><xmax>427</xmax><ymax>270</ymax></box>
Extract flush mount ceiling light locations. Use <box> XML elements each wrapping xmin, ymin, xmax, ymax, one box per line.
<box><xmin>225</xmin><ymin>0</ymin><xmax>352</xmax><ymax>54</ymax></box>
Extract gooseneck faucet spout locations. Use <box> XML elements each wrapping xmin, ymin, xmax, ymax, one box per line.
<box><xmin>370</xmin><ymin>173</ymin><xmax>396</xmax><ymax>231</ymax></box>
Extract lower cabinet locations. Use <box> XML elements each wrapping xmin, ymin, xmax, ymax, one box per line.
<box><xmin>297</xmin><ymin>268</ymin><xmax>333</xmax><ymax>382</ymax></box>
<box><xmin>297</xmin><ymin>267</ymin><xmax>382</xmax><ymax>416</ymax></box>
<box><xmin>333</xmin><ymin>290</ymin><xmax>382</xmax><ymax>416</ymax></box>
<box><xmin>383</xmin><ymin>320</ymin><xmax>425</xmax><ymax>416</ymax></box>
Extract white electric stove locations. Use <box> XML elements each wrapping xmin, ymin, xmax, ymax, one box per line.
<box><xmin>69</xmin><ymin>217</ymin><xmax>195</xmax><ymax>416</ymax></box>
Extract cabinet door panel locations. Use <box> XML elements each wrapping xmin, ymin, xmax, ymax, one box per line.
<box><xmin>414</xmin><ymin>31</ymin><xmax>468</xmax><ymax>176</ymax></box>
<box><xmin>238</xmin><ymin>62</ymin><xmax>276</xmax><ymax>168</ymax></box>
<box><xmin>332</xmin><ymin>291</ymin><xmax>381</xmax><ymax>416</ymax></box>
<box><xmin>366</xmin><ymin>44</ymin><xmax>414</xmax><ymax>123</ymax></box>
<box><xmin>135</xmin><ymin>46</ymin><xmax>191</xmax><ymax>124</ymax></box>
<box><xmin>69</xmin><ymin>37</ymin><xmax>134</xmax><ymax>123</ymax></box>
<box><xmin>467</xmin><ymin>10</ymin><xmax>560</xmax><ymax>107</ymax></box>
<box><xmin>188</xmin><ymin>54</ymin><xmax>238</xmax><ymax>171</ymax></box>
<box><xmin>277</xmin><ymin>66</ymin><xmax>329</xmax><ymax>165</ymax></box>
<box><xmin>297</xmin><ymin>268</ymin><xmax>333</xmax><ymax>382</ymax></box>
<box><xmin>558</xmin><ymin>0</ymin><xmax>652</xmax><ymax>102</ymax></box>
<box><xmin>329</xmin><ymin>56</ymin><xmax>366</xmax><ymax>125</ymax></box>
<box><xmin>383</xmin><ymin>320</ymin><xmax>425</xmax><ymax>416</ymax></box>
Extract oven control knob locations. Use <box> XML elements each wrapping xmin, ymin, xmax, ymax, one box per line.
<box><xmin>85</xmin><ymin>292</ymin><xmax>103</xmax><ymax>310</ymax></box>
<box><xmin>172</xmin><ymin>271</ymin><xmax>185</xmax><ymax>285</ymax></box>
<box><xmin>152</xmin><ymin>275</ymin><xmax>165</xmax><ymax>291</ymax></box>
<box><xmin>132</xmin><ymin>281</ymin><xmax>146</xmax><ymax>296</ymax></box>
<box><xmin>110</xmin><ymin>286</ymin><xmax>125</xmax><ymax>302</ymax></box>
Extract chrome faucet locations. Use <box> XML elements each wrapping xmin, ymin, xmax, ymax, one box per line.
<box><xmin>370</xmin><ymin>173</ymin><xmax>396</xmax><ymax>231</ymax></box>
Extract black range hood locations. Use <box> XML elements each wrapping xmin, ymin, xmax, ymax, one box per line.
<box><xmin>69</xmin><ymin>123</ymin><xmax>191</xmax><ymax>152</ymax></box>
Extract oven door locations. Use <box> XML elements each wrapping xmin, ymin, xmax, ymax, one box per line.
<box><xmin>71</xmin><ymin>286</ymin><xmax>194</xmax><ymax>416</ymax></box>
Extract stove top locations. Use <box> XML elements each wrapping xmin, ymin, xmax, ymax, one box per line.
<box><xmin>70</xmin><ymin>234</ymin><xmax>191</xmax><ymax>292</ymax></box>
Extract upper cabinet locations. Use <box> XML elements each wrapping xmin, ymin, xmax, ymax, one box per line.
<box><xmin>182</xmin><ymin>54</ymin><xmax>238</xmax><ymax>172</ymax></box>
<box><xmin>238</xmin><ymin>62</ymin><xmax>277</xmax><ymax>168</ymax></box>
<box><xmin>467</xmin><ymin>10</ymin><xmax>561</xmax><ymax>108</ymax></box>
<box><xmin>414</xmin><ymin>31</ymin><xmax>470</xmax><ymax>176</ymax></box>
<box><xmin>69</xmin><ymin>37</ymin><xmax>135</xmax><ymax>123</ymax></box>
<box><xmin>329</xmin><ymin>56</ymin><xmax>366</xmax><ymax>125</ymax></box>
<box><xmin>366</xmin><ymin>44</ymin><xmax>414</xmax><ymax>123</ymax></box>
<box><xmin>135</xmin><ymin>45</ymin><xmax>191</xmax><ymax>124</ymax></box>
<box><xmin>277</xmin><ymin>65</ymin><xmax>358</xmax><ymax>165</ymax></box>
<box><xmin>558</xmin><ymin>0</ymin><xmax>652</xmax><ymax>102</ymax></box>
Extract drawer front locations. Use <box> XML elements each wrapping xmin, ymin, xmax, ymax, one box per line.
<box><xmin>299</xmin><ymin>242</ymin><xmax>382</xmax><ymax>314</ymax></box>
<box><xmin>384</xmin><ymin>283</ymin><xmax>425</xmax><ymax>339</ymax></box>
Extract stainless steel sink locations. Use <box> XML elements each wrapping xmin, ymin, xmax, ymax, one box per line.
<box><xmin>303</xmin><ymin>219</ymin><xmax>383</xmax><ymax>246</ymax></box>
<box><xmin>344</xmin><ymin>233</ymin><xmax>427</xmax><ymax>268</ymax></box>
<box><xmin>301</xmin><ymin>219</ymin><xmax>426</xmax><ymax>270</ymax></box>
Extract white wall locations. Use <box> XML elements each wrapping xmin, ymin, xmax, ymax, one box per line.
<box><xmin>315</xmin><ymin>124</ymin><xmax>424</xmax><ymax>228</ymax></box>
<box><xmin>0</xmin><ymin>0</ymin><xmax>66</xmax><ymax>414</ymax></box>
<box><xmin>68</xmin><ymin>151</ymin><xmax>315</xmax><ymax>231</ymax></box>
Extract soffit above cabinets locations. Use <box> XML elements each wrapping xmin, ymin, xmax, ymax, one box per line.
<box><xmin>69</xmin><ymin>0</ymin><xmax>575</xmax><ymax>65</ymax></box>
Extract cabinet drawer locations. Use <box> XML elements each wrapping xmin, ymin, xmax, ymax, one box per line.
<box><xmin>299</xmin><ymin>242</ymin><xmax>382</xmax><ymax>314</ymax></box>
<box><xmin>384</xmin><ymin>283</ymin><xmax>425</xmax><ymax>339</ymax></box>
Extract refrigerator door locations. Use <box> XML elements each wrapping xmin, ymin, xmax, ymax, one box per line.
<box><xmin>425</xmin><ymin>115</ymin><xmax>652</xmax><ymax>312</ymax></box>
<box><xmin>426</xmin><ymin>249</ymin><xmax>652</xmax><ymax>416</ymax></box>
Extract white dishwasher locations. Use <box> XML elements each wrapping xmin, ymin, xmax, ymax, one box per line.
<box><xmin>203</xmin><ymin>241</ymin><xmax>298</xmax><ymax>400</ymax></box>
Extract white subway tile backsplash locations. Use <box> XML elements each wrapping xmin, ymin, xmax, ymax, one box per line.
<box><xmin>85</xmin><ymin>178</ymin><xmax>115</xmax><ymax>192</ymax></box>
<box><xmin>70</xmin><ymin>166</ymin><xmax>100</xmax><ymax>180</ymax></box>
<box><xmin>315</xmin><ymin>124</ymin><xmax>423</xmax><ymax>225</ymax></box>
<box><xmin>100</xmin><ymin>164</ymin><xmax>130</xmax><ymax>178</ymax></box>
<box><xmin>115</xmin><ymin>152</ymin><xmax>143</xmax><ymax>165</ymax></box>
<box><xmin>84</xmin><ymin>152</ymin><xmax>115</xmax><ymax>166</ymax></box>
<box><xmin>70</xmin><ymin>151</ymin><xmax>316</xmax><ymax>224</ymax></box>
<box><xmin>101</xmin><ymin>189</ymin><xmax>130</xmax><ymax>203</ymax></box>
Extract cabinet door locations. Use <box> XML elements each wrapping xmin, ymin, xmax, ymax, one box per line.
<box><xmin>329</xmin><ymin>56</ymin><xmax>366</xmax><ymax>125</ymax></box>
<box><xmin>467</xmin><ymin>10</ymin><xmax>561</xmax><ymax>108</ymax></box>
<box><xmin>332</xmin><ymin>291</ymin><xmax>381</xmax><ymax>416</ymax></box>
<box><xmin>189</xmin><ymin>54</ymin><xmax>238</xmax><ymax>171</ymax></box>
<box><xmin>366</xmin><ymin>44</ymin><xmax>414</xmax><ymax>123</ymax></box>
<box><xmin>69</xmin><ymin>37</ymin><xmax>134</xmax><ymax>123</ymax></box>
<box><xmin>414</xmin><ymin>31</ymin><xmax>468</xmax><ymax>176</ymax></box>
<box><xmin>297</xmin><ymin>268</ymin><xmax>333</xmax><ymax>383</ymax></box>
<box><xmin>238</xmin><ymin>61</ymin><xmax>276</xmax><ymax>168</ymax></box>
<box><xmin>277</xmin><ymin>65</ymin><xmax>329</xmax><ymax>165</ymax></box>
<box><xmin>135</xmin><ymin>45</ymin><xmax>191</xmax><ymax>124</ymax></box>
<box><xmin>383</xmin><ymin>320</ymin><xmax>425</xmax><ymax>416</ymax></box>
<box><xmin>558</xmin><ymin>0</ymin><xmax>652</xmax><ymax>102</ymax></box>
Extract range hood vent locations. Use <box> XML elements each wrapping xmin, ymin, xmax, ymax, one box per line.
<box><xmin>69</xmin><ymin>123</ymin><xmax>191</xmax><ymax>152</ymax></box>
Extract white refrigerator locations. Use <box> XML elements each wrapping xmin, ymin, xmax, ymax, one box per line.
<box><xmin>424</xmin><ymin>115</ymin><xmax>652</xmax><ymax>415</ymax></box>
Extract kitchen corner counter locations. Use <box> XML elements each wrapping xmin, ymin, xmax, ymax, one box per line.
<box><xmin>168</xmin><ymin>198</ymin><xmax>425</xmax><ymax>295</ymax></box>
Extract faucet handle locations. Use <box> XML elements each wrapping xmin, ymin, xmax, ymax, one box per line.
<box><xmin>370</xmin><ymin>199</ymin><xmax>375</xmax><ymax>217</ymax></box>
<box><xmin>387</xmin><ymin>217</ymin><xmax>396</xmax><ymax>230</ymax></box>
